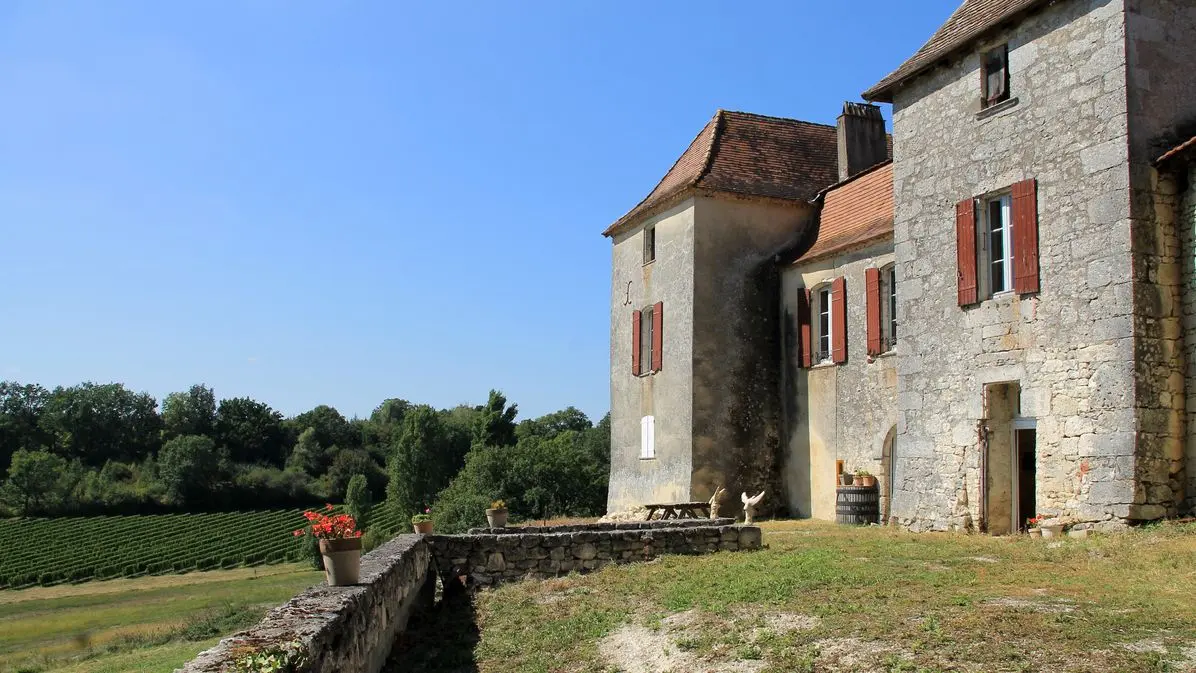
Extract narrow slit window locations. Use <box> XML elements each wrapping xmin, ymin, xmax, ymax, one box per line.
<box><xmin>640</xmin><ymin>415</ymin><xmax>655</xmax><ymax>459</ymax></box>
<box><xmin>981</xmin><ymin>45</ymin><xmax>1009</xmax><ymax>108</ymax></box>
<box><xmin>818</xmin><ymin>287</ymin><xmax>832</xmax><ymax>362</ymax></box>
<box><xmin>643</xmin><ymin>226</ymin><xmax>656</xmax><ymax>264</ymax></box>
<box><xmin>639</xmin><ymin>306</ymin><xmax>654</xmax><ymax>375</ymax></box>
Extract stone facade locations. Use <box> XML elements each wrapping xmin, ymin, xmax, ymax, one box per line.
<box><xmin>781</xmin><ymin>238</ymin><xmax>897</xmax><ymax>520</ymax></box>
<box><xmin>608</xmin><ymin>194</ymin><xmax>814</xmax><ymax>517</ymax></box>
<box><xmin>430</xmin><ymin>521</ymin><xmax>761</xmax><ymax>588</ymax></box>
<box><xmin>177</xmin><ymin>535</ymin><xmax>436</xmax><ymax>673</ymax></box>
<box><xmin>883</xmin><ymin>0</ymin><xmax>1195</xmax><ymax>530</ymax></box>
<box><xmin>1184</xmin><ymin>171</ymin><xmax>1196</xmax><ymax>514</ymax></box>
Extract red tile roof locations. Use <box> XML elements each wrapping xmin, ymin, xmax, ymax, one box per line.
<box><xmin>795</xmin><ymin>161</ymin><xmax>893</xmax><ymax>264</ymax></box>
<box><xmin>602</xmin><ymin>110</ymin><xmax>839</xmax><ymax>237</ymax></box>
<box><xmin>864</xmin><ymin>0</ymin><xmax>1050</xmax><ymax>103</ymax></box>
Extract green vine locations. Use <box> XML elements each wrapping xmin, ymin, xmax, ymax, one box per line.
<box><xmin>230</xmin><ymin>639</ymin><xmax>308</xmax><ymax>673</ymax></box>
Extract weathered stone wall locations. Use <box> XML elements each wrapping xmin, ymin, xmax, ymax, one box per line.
<box><xmin>1184</xmin><ymin>174</ymin><xmax>1196</xmax><ymax>514</ymax></box>
<box><xmin>608</xmin><ymin>200</ymin><xmax>696</xmax><ymax>512</ymax></box>
<box><xmin>780</xmin><ymin>238</ymin><xmax>897</xmax><ymax>520</ymax></box>
<box><xmin>467</xmin><ymin>518</ymin><xmax>735</xmax><ymax>535</ymax></box>
<box><xmin>177</xmin><ymin>535</ymin><xmax>435</xmax><ymax>673</ymax></box>
<box><xmin>888</xmin><ymin>0</ymin><xmax>1140</xmax><ymax>530</ymax></box>
<box><xmin>691</xmin><ymin>195</ymin><xmax>816</xmax><ymax>518</ymax></box>
<box><xmin>430</xmin><ymin>523</ymin><xmax>762</xmax><ymax>588</ymax></box>
<box><xmin>1123</xmin><ymin>0</ymin><xmax>1196</xmax><ymax>517</ymax></box>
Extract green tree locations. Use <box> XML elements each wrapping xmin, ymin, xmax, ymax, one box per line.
<box><xmin>472</xmin><ymin>390</ymin><xmax>518</xmax><ymax>448</ymax></box>
<box><xmin>158</xmin><ymin>435</ymin><xmax>222</xmax><ymax>506</ymax></box>
<box><xmin>286</xmin><ymin>405</ymin><xmax>357</xmax><ymax>454</ymax></box>
<box><xmin>0</xmin><ymin>382</ymin><xmax>51</xmax><ymax>472</ymax></box>
<box><xmin>161</xmin><ymin>384</ymin><xmax>217</xmax><ymax>441</ymax></box>
<box><xmin>387</xmin><ymin>405</ymin><xmax>464</xmax><ymax>520</ymax></box>
<box><xmin>285</xmin><ymin>427</ymin><xmax>323</xmax><ymax>476</ymax></box>
<box><xmin>345</xmin><ymin>474</ymin><xmax>372</xmax><ymax>529</ymax></box>
<box><xmin>324</xmin><ymin>448</ymin><xmax>385</xmax><ymax>500</ymax></box>
<box><xmin>215</xmin><ymin>397</ymin><xmax>286</xmax><ymax>465</ymax></box>
<box><xmin>2</xmin><ymin>449</ymin><xmax>67</xmax><ymax>515</ymax></box>
<box><xmin>516</xmin><ymin>406</ymin><xmax>592</xmax><ymax>440</ymax></box>
<box><xmin>38</xmin><ymin>382</ymin><xmax>162</xmax><ymax>465</ymax></box>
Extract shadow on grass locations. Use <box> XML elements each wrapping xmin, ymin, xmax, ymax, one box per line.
<box><xmin>386</xmin><ymin>585</ymin><xmax>480</xmax><ymax>673</ymax></box>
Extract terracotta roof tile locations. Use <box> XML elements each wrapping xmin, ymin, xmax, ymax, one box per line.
<box><xmin>796</xmin><ymin>161</ymin><xmax>893</xmax><ymax>263</ymax></box>
<box><xmin>864</xmin><ymin>0</ymin><xmax>1049</xmax><ymax>103</ymax></box>
<box><xmin>602</xmin><ymin>110</ymin><xmax>839</xmax><ymax>236</ymax></box>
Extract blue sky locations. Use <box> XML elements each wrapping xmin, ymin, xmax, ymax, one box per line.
<box><xmin>0</xmin><ymin>0</ymin><xmax>959</xmax><ymax>422</ymax></box>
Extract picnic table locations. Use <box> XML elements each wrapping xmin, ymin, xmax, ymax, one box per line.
<box><xmin>644</xmin><ymin>502</ymin><xmax>711</xmax><ymax>520</ymax></box>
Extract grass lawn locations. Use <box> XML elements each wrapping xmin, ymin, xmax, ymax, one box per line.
<box><xmin>0</xmin><ymin>564</ymin><xmax>321</xmax><ymax>673</ymax></box>
<box><xmin>395</xmin><ymin>519</ymin><xmax>1196</xmax><ymax>673</ymax></box>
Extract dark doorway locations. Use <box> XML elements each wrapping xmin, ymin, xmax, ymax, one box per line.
<box><xmin>1016</xmin><ymin>429</ymin><xmax>1036</xmax><ymax>532</ymax></box>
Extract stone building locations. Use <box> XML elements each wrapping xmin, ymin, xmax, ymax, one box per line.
<box><xmin>603</xmin><ymin>0</ymin><xmax>1196</xmax><ymax>530</ymax></box>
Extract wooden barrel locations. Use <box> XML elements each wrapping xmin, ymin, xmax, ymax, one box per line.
<box><xmin>836</xmin><ymin>485</ymin><xmax>880</xmax><ymax>525</ymax></box>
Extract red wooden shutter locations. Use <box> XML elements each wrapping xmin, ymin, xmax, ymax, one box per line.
<box><xmin>631</xmin><ymin>310</ymin><xmax>642</xmax><ymax>376</ymax></box>
<box><xmin>831</xmin><ymin>276</ymin><xmax>847</xmax><ymax>364</ymax></box>
<box><xmin>865</xmin><ymin>266</ymin><xmax>881</xmax><ymax>356</ymax></box>
<box><xmin>798</xmin><ymin>289</ymin><xmax>812</xmax><ymax>368</ymax></box>
<box><xmin>956</xmin><ymin>198</ymin><xmax>978</xmax><ymax>306</ymax></box>
<box><xmin>651</xmin><ymin>301</ymin><xmax>663</xmax><ymax>372</ymax></box>
<box><xmin>1012</xmin><ymin>178</ymin><xmax>1040</xmax><ymax>294</ymax></box>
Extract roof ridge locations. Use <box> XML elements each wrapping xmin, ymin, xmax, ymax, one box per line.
<box><xmin>694</xmin><ymin>109</ymin><xmax>727</xmax><ymax>186</ymax></box>
<box><xmin>719</xmin><ymin>109</ymin><xmax>838</xmax><ymax>129</ymax></box>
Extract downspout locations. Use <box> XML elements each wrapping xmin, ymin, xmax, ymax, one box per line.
<box><xmin>977</xmin><ymin>385</ymin><xmax>990</xmax><ymax>534</ymax></box>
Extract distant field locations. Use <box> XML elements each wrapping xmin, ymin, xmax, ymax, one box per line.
<box><xmin>0</xmin><ymin>563</ymin><xmax>321</xmax><ymax>673</ymax></box>
<box><xmin>0</xmin><ymin>503</ymin><xmax>401</xmax><ymax>589</ymax></box>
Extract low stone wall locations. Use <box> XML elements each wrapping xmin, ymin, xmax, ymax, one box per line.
<box><xmin>467</xmin><ymin>518</ymin><xmax>736</xmax><ymax>535</ymax></box>
<box><xmin>176</xmin><ymin>535</ymin><xmax>435</xmax><ymax>673</ymax></box>
<box><xmin>431</xmin><ymin>524</ymin><xmax>761</xmax><ymax>587</ymax></box>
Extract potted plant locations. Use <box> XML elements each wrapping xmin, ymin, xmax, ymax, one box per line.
<box><xmin>412</xmin><ymin>508</ymin><xmax>434</xmax><ymax>535</ymax></box>
<box><xmin>293</xmin><ymin>505</ymin><xmax>362</xmax><ymax>586</ymax></box>
<box><xmin>855</xmin><ymin>469</ymin><xmax>877</xmax><ymax>489</ymax></box>
<box><xmin>839</xmin><ymin>471</ymin><xmax>855</xmax><ymax>486</ymax></box>
<box><xmin>1026</xmin><ymin>515</ymin><xmax>1044</xmax><ymax>538</ymax></box>
<box><xmin>486</xmin><ymin>499</ymin><xmax>509</xmax><ymax>528</ymax></box>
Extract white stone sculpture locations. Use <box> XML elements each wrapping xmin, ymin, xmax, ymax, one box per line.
<box><xmin>708</xmin><ymin>487</ymin><xmax>727</xmax><ymax>519</ymax></box>
<box><xmin>741</xmin><ymin>490</ymin><xmax>765</xmax><ymax>524</ymax></box>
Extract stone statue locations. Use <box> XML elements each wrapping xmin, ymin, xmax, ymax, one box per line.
<box><xmin>741</xmin><ymin>490</ymin><xmax>765</xmax><ymax>524</ymax></box>
<box><xmin>708</xmin><ymin>487</ymin><xmax>727</xmax><ymax>519</ymax></box>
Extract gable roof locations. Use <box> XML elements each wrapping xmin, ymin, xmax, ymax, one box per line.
<box><xmin>793</xmin><ymin>161</ymin><xmax>893</xmax><ymax>264</ymax></box>
<box><xmin>602</xmin><ymin>110</ymin><xmax>839</xmax><ymax>237</ymax></box>
<box><xmin>863</xmin><ymin>0</ymin><xmax>1050</xmax><ymax>103</ymax></box>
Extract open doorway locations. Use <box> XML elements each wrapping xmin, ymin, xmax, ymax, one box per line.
<box><xmin>1014</xmin><ymin>426</ymin><xmax>1037</xmax><ymax>532</ymax></box>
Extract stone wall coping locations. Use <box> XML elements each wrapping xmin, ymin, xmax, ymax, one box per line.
<box><xmin>466</xmin><ymin>517</ymin><xmax>736</xmax><ymax>534</ymax></box>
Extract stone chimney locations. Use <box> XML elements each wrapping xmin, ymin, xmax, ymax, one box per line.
<box><xmin>837</xmin><ymin>102</ymin><xmax>888</xmax><ymax>181</ymax></box>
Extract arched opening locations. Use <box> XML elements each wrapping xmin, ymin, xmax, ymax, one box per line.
<box><xmin>879</xmin><ymin>425</ymin><xmax>896</xmax><ymax>523</ymax></box>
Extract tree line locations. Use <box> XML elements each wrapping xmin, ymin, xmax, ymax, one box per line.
<box><xmin>0</xmin><ymin>381</ymin><xmax>610</xmax><ymax>532</ymax></box>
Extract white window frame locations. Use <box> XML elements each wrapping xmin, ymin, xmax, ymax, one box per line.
<box><xmin>978</xmin><ymin>193</ymin><xmax>1013</xmax><ymax>299</ymax></box>
<box><xmin>640</xmin><ymin>415</ymin><xmax>655</xmax><ymax>459</ymax></box>
<box><xmin>880</xmin><ymin>264</ymin><xmax>897</xmax><ymax>352</ymax></box>
<box><xmin>813</xmin><ymin>284</ymin><xmax>833</xmax><ymax>364</ymax></box>
<box><xmin>638</xmin><ymin>306</ymin><xmax>654</xmax><ymax>376</ymax></box>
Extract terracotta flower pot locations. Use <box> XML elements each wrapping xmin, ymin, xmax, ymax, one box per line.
<box><xmin>485</xmin><ymin>508</ymin><xmax>509</xmax><ymax>528</ymax></box>
<box><xmin>413</xmin><ymin>520</ymin><xmax>434</xmax><ymax>535</ymax></box>
<box><xmin>319</xmin><ymin>537</ymin><xmax>362</xmax><ymax>586</ymax></box>
<box><xmin>857</xmin><ymin>475</ymin><xmax>877</xmax><ymax>488</ymax></box>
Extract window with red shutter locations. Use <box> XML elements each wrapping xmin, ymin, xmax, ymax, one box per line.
<box><xmin>651</xmin><ymin>301</ymin><xmax>663</xmax><ymax>372</ymax></box>
<box><xmin>1012</xmin><ymin>179</ymin><xmax>1039</xmax><ymax>294</ymax></box>
<box><xmin>865</xmin><ymin>267</ymin><xmax>881</xmax><ymax>357</ymax></box>
<box><xmin>798</xmin><ymin>289</ymin><xmax>812</xmax><ymax>368</ymax></box>
<box><xmin>956</xmin><ymin>198</ymin><xmax>978</xmax><ymax>306</ymax></box>
<box><xmin>631</xmin><ymin>310</ymin><xmax>642</xmax><ymax>376</ymax></box>
<box><xmin>831</xmin><ymin>276</ymin><xmax>847</xmax><ymax>364</ymax></box>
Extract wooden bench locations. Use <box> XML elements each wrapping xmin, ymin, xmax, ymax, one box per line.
<box><xmin>644</xmin><ymin>502</ymin><xmax>711</xmax><ymax>520</ymax></box>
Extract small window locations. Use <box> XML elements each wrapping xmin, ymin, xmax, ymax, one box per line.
<box><xmin>981</xmin><ymin>45</ymin><xmax>1009</xmax><ymax>108</ymax></box>
<box><xmin>978</xmin><ymin>193</ymin><xmax>1013</xmax><ymax>298</ymax></box>
<box><xmin>881</xmin><ymin>264</ymin><xmax>897</xmax><ymax>352</ymax></box>
<box><xmin>640</xmin><ymin>415</ymin><xmax>655</xmax><ymax>459</ymax></box>
<box><xmin>815</xmin><ymin>286</ymin><xmax>833</xmax><ymax>363</ymax></box>
<box><xmin>643</xmin><ymin>226</ymin><xmax>656</xmax><ymax>265</ymax></box>
<box><xmin>638</xmin><ymin>306</ymin><xmax>654</xmax><ymax>375</ymax></box>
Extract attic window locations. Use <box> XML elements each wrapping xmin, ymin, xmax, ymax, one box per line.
<box><xmin>981</xmin><ymin>45</ymin><xmax>1009</xmax><ymax>108</ymax></box>
<box><xmin>643</xmin><ymin>226</ymin><xmax>656</xmax><ymax>265</ymax></box>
